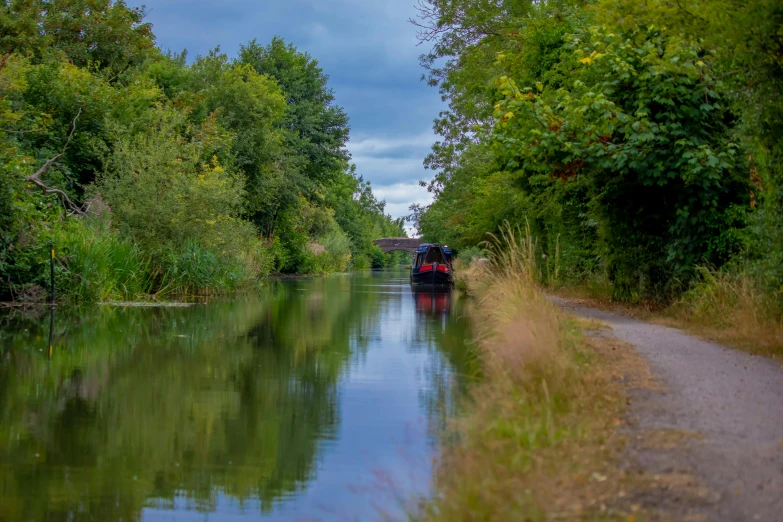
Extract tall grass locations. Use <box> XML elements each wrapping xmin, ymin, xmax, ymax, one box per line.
<box><xmin>417</xmin><ymin>223</ymin><xmax>618</xmax><ymax>521</ymax></box>
<box><xmin>57</xmin><ymin>220</ymin><xmax>152</xmax><ymax>302</ymax></box>
<box><xmin>54</xmin><ymin>220</ymin><xmax>273</xmax><ymax>302</ymax></box>
<box><xmin>482</xmin><ymin>220</ymin><xmax>538</xmax><ymax>282</ymax></box>
<box><xmin>673</xmin><ymin>266</ymin><xmax>783</xmax><ymax>356</ymax></box>
<box><xmin>156</xmin><ymin>239</ymin><xmax>271</xmax><ymax>297</ymax></box>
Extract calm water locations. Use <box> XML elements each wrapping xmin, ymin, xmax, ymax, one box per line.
<box><xmin>0</xmin><ymin>269</ymin><xmax>473</xmax><ymax>522</ymax></box>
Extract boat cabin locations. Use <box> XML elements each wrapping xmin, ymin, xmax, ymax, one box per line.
<box><xmin>410</xmin><ymin>244</ymin><xmax>454</xmax><ymax>286</ymax></box>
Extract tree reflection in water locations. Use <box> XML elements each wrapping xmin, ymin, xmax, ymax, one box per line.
<box><xmin>0</xmin><ymin>271</ymin><xmax>472</xmax><ymax>521</ymax></box>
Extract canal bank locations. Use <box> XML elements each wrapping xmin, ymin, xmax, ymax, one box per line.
<box><xmin>417</xmin><ymin>255</ymin><xmax>783</xmax><ymax>522</ymax></box>
<box><xmin>414</xmin><ymin>260</ymin><xmax>640</xmax><ymax>521</ymax></box>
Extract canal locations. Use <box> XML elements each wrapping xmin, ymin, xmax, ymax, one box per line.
<box><xmin>0</xmin><ymin>269</ymin><xmax>473</xmax><ymax>521</ymax></box>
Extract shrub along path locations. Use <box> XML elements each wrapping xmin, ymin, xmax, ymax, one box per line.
<box><xmin>554</xmin><ymin>297</ymin><xmax>783</xmax><ymax>521</ymax></box>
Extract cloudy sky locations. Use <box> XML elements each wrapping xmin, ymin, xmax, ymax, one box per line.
<box><xmin>139</xmin><ymin>0</ymin><xmax>442</xmax><ymax>225</ymax></box>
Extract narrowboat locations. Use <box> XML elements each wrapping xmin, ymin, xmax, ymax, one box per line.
<box><xmin>410</xmin><ymin>243</ymin><xmax>454</xmax><ymax>287</ymax></box>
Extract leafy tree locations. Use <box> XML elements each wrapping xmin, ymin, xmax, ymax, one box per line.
<box><xmin>596</xmin><ymin>0</ymin><xmax>783</xmax><ymax>292</ymax></box>
<box><xmin>326</xmin><ymin>166</ymin><xmax>407</xmax><ymax>268</ymax></box>
<box><xmin>0</xmin><ymin>54</ymin><xmax>32</xmax><ymax>288</ymax></box>
<box><xmin>412</xmin><ymin>0</ymin><xmax>587</xmax><ymax>192</ymax></box>
<box><xmin>0</xmin><ymin>7</ymin><xmax>408</xmax><ymax>299</ymax></box>
<box><xmin>491</xmin><ymin>25</ymin><xmax>749</xmax><ymax>297</ymax></box>
<box><xmin>238</xmin><ymin>37</ymin><xmax>350</xmax><ymax>188</ymax></box>
<box><xmin>415</xmin><ymin>0</ymin><xmax>764</xmax><ymax>301</ymax></box>
<box><xmin>96</xmin><ymin>107</ymin><xmax>252</xmax><ymax>258</ymax></box>
<box><xmin>1</xmin><ymin>0</ymin><xmax>156</xmax><ymax>79</ymax></box>
<box><xmin>148</xmin><ymin>50</ymin><xmax>290</xmax><ymax>234</ymax></box>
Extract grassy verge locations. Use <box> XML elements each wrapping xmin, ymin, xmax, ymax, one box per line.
<box><xmin>555</xmin><ymin>268</ymin><xmax>783</xmax><ymax>359</ymax></box>
<box><xmin>416</xmin><ymin>226</ymin><xmax>651</xmax><ymax>521</ymax></box>
<box><xmin>667</xmin><ymin>268</ymin><xmax>783</xmax><ymax>357</ymax></box>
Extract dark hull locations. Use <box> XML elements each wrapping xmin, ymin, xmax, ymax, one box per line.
<box><xmin>410</xmin><ymin>268</ymin><xmax>453</xmax><ymax>287</ymax></box>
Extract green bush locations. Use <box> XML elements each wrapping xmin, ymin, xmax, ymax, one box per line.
<box><xmin>320</xmin><ymin>228</ymin><xmax>352</xmax><ymax>272</ymax></box>
<box><xmin>351</xmin><ymin>254</ymin><xmax>371</xmax><ymax>270</ymax></box>
<box><xmin>97</xmin><ymin>107</ymin><xmax>244</xmax><ymax>253</ymax></box>
<box><xmin>492</xmin><ymin>25</ymin><xmax>748</xmax><ymax>300</ymax></box>
<box><xmin>369</xmin><ymin>245</ymin><xmax>386</xmax><ymax>269</ymax></box>
<box><xmin>411</xmin><ymin>0</ymin><xmax>783</xmax><ymax>306</ymax></box>
<box><xmin>456</xmin><ymin>246</ymin><xmax>487</xmax><ymax>265</ymax></box>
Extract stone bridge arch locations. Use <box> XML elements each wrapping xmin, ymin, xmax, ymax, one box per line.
<box><xmin>372</xmin><ymin>238</ymin><xmax>422</xmax><ymax>254</ymax></box>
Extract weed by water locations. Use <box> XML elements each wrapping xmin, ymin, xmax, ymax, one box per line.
<box><xmin>52</xmin><ymin>220</ymin><xmax>273</xmax><ymax>302</ymax></box>
<box><xmin>156</xmin><ymin>240</ymin><xmax>250</xmax><ymax>297</ymax></box>
<box><xmin>415</xmin><ymin>223</ymin><xmax>631</xmax><ymax>521</ymax></box>
<box><xmin>57</xmin><ymin>220</ymin><xmax>152</xmax><ymax>302</ymax></box>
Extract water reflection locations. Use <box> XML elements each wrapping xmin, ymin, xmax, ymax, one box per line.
<box><xmin>413</xmin><ymin>289</ymin><xmax>452</xmax><ymax>317</ymax></box>
<box><xmin>0</xmin><ymin>270</ymin><xmax>471</xmax><ymax>521</ymax></box>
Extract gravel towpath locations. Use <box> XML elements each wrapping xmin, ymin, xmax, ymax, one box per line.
<box><xmin>553</xmin><ymin>298</ymin><xmax>783</xmax><ymax>522</ymax></box>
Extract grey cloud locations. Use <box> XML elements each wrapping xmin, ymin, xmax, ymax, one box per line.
<box><xmin>350</xmin><ymin>156</ymin><xmax>425</xmax><ymax>186</ymax></box>
<box><xmin>348</xmin><ymin>133</ymin><xmax>434</xmax><ymax>157</ymax></box>
<box><xmin>140</xmin><ymin>0</ymin><xmax>442</xmax><ymax>218</ymax></box>
<box><xmin>373</xmin><ymin>183</ymin><xmax>433</xmax><ymax>205</ymax></box>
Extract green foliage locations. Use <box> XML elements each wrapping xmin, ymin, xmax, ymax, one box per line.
<box><xmin>55</xmin><ymin>218</ymin><xmax>151</xmax><ymax>301</ymax></box>
<box><xmin>0</xmin><ymin>6</ymin><xmax>404</xmax><ymax>301</ymax></box>
<box><xmin>296</xmin><ymin>201</ymin><xmax>353</xmax><ymax>274</ymax></box>
<box><xmin>415</xmin><ymin>0</ymin><xmax>589</xmax><ymax>190</ymax></box>
<box><xmin>0</xmin><ymin>55</ymin><xmax>29</xmax><ymax>282</ymax></box>
<box><xmin>352</xmin><ymin>254</ymin><xmax>371</xmax><ymax>270</ymax></box>
<box><xmin>1</xmin><ymin>0</ymin><xmax>156</xmax><ymax>79</ymax></box>
<box><xmin>492</xmin><ymin>24</ymin><xmax>748</xmax><ymax>298</ymax></box>
<box><xmin>326</xmin><ymin>165</ymin><xmax>407</xmax><ymax>269</ymax></box>
<box><xmin>596</xmin><ymin>0</ymin><xmax>783</xmax><ymax>297</ymax></box>
<box><xmin>149</xmin><ymin>50</ymin><xmax>290</xmax><ymax>233</ymax></box>
<box><xmin>318</xmin><ymin>229</ymin><xmax>352</xmax><ymax>272</ymax></box>
<box><xmin>95</xmin><ymin>107</ymin><xmax>274</xmax><ymax>293</ymax></box>
<box><xmin>159</xmin><ymin>240</ymin><xmax>250</xmax><ymax>296</ymax></box>
<box><xmin>239</xmin><ymin>38</ymin><xmax>350</xmax><ymax>187</ymax></box>
<box><xmin>455</xmin><ymin>246</ymin><xmax>486</xmax><ymax>265</ymax></box>
<box><xmin>97</xmin><ymin>107</ymin><xmax>243</xmax><ymax>252</ymax></box>
<box><xmin>235</xmin><ymin>38</ymin><xmax>353</xmax><ymax>240</ymax></box>
<box><xmin>415</xmin><ymin>0</ymin><xmax>774</xmax><ymax>303</ymax></box>
<box><xmin>369</xmin><ymin>245</ymin><xmax>387</xmax><ymax>269</ymax></box>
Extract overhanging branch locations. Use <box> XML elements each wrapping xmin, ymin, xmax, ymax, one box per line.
<box><xmin>24</xmin><ymin>108</ymin><xmax>87</xmax><ymax>216</ymax></box>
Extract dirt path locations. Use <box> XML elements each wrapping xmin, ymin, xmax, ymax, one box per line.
<box><xmin>553</xmin><ymin>298</ymin><xmax>783</xmax><ymax>522</ymax></box>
